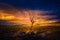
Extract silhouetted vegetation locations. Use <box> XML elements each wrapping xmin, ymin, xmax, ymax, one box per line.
<box><xmin>0</xmin><ymin>20</ymin><xmax>60</xmax><ymax>40</ymax></box>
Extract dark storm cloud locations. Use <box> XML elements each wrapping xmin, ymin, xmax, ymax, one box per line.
<box><xmin>0</xmin><ymin>0</ymin><xmax>60</xmax><ymax>10</ymax></box>
<box><xmin>0</xmin><ymin>0</ymin><xmax>60</xmax><ymax>15</ymax></box>
<box><xmin>0</xmin><ymin>3</ymin><xmax>19</xmax><ymax>14</ymax></box>
<box><xmin>0</xmin><ymin>0</ymin><xmax>60</xmax><ymax>19</ymax></box>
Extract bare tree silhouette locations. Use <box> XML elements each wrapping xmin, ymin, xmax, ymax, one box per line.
<box><xmin>27</xmin><ymin>10</ymin><xmax>36</xmax><ymax>33</ymax></box>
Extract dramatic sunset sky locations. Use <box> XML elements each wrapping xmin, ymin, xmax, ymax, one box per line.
<box><xmin>0</xmin><ymin>0</ymin><xmax>60</xmax><ymax>26</ymax></box>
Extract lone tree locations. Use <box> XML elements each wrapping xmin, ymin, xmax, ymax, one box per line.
<box><xmin>26</xmin><ymin>10</ymin><xmax>36</xmax><ymax>33</ymax></box>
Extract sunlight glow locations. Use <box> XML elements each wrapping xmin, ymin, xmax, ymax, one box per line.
<box><xmin>0</xmin><ymin>13</ymin><xmax>15</xmax><ymax>20</ymax></box>
<box><xmin>0</xmin><ymin>10</ymin><xmax>60</xmax><ymax>34</ymax></box>
<box><xmin>0</xmin><ymin>10</ymin><xmax>59</xmax><ymax>27</ymax></box>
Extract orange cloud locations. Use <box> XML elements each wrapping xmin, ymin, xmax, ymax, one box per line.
<box><xmin>0</xmin><ymin>10</ymin><xmax>60</xmax><ymax>27</ymax></box>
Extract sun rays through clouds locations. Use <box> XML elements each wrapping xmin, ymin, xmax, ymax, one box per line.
<box><xmin>0</xmin><ymin>10</ymin><xmax>59</xmax><ymax>26</ymax></box>
<box><xmin>0</xmin><ymin>3</ymin><xmax>60</xmax><ymax>34</ymax></box>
